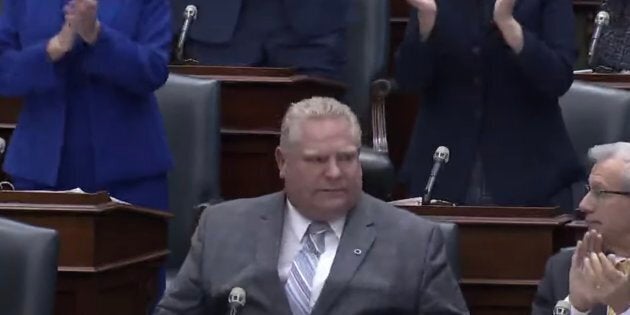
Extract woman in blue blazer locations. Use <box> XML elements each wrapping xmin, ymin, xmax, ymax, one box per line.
<box><xmin>395</xmin><ymin>0</ymin><xmax>584</xmax><ymax>209</ymax></box>
<box><xmin>0</xmin><ymin>0</ymin><xmax>172</xmax><ymax>211</ymax></box>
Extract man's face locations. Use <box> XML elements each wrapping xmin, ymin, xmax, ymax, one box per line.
<box><xmin>275</xmin><ymin>117</ymin><xmax>362</xmax><ymax>221</ymax></box>
<box><xmin>579</xmin><ymin>158</ymin><xmax>630</xmax><ymax>251</ymax></box>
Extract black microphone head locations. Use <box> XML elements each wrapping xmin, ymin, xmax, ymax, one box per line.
<box><xmin>228</xmin><ymin>287</ymin><xmax>246</xmax><ymax>307</ymax></box>
<box><xmin>595</xmin><ymin>11</ymin><xmax>610</xmax><ymax>25</ymax></box>
<box><xmin>433</xmin><ymin>146</ymin><xmax>450</xmax><ymax>163</ymax></box>
<box><xmin>0</xmin><ymin>137</ymin><xmax>5</xmax><ymax>155</ymax></box>
<box><xmin>553</xmin><ymin>299</ymin><xmax>570</xmax><ymax>315</ymax></box>
<box><xmin>184</xmin><ymin>4</ymin><xmax>198</xmax><ymax>19</ymax></box>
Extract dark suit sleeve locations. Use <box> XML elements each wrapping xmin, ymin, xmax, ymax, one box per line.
<box><xmin>285</xmin><ymin>0</ymin><xmax>349</xmax><ymax>37</ymax></box>
<box><xmin>514</xmin><ymin>0</ymin><xmax>576</xmax><ymax>98</ymax></box>
<box><xmin>531</xmin><ymin>252</ymin><xmax>568</xmax><ymax>315</ymax></box>
<box><xmin>0</xmin><ymin>0</ymin><xmax>64</xmax><ymax>96</ymax></box>
<box><xmin>80</xmin><ymin>0</ymin><xmax>171</xmax><ymax>96</ymax></box>
<box><xmin>155</xmin><ymin>210</ymin><xmax>208</xmax><ymax>315</ymax></box>
<box><xmin>417</xmin><ymin>225</ymin><xmax>470</xmax><ymax>315</ymax></box>
<box><xmin>394</xmin><ymin>8</ymin><xmax>438</xmax><ymax>93</ymax></box>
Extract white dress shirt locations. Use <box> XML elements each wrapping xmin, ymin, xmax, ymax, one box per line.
<box><xmin>277</xmin><ymin>200</ymin><xmax>346</xmax><ymax>308</ymax></box>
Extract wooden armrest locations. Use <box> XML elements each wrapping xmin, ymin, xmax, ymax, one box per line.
<box><xmin>369</xmin><ymin>78</ymin><xmax>397</xmax><ymax>152</ymax></box>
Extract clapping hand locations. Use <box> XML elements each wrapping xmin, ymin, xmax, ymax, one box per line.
<box><xmin>493</xmin><ymin>0</ymin><xmax>517</xmax><ymax>25</ymax></box>
<box><xmin>585</xmin><ymin>252</ymin><xmax>630</xmax><ymax>314</ymax></box>
<box><xmin>406</xmin><ymin>0</ymin><xmax>437</xmax><ymax>40</ymax></box>
<box><xmin>569</xmin><ymin>230</ymin><xmax>603</xmax><ymax>312</ymax></box>
<box><xmin>406</xmin><ymin>0</ymin><xmax>437</xmax><ymax>14</ymax></box>
<box><xmin>65</xmin><ymin>0</ymin><xmax>100</xmax><ymax>44</ymax></box>
<box><xmin>46</xmin><ymin>22</ymin><xmax>76</xmax><ymax>61</ymax></box>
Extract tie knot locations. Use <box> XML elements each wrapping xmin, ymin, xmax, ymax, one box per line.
<box><xmin>307</xmin><ymin>221</ymin><xmax>330</xmax><ymax>236</ymax></box>
<box><xmin>306</xmin><ymin>222</ymin><xmax>329</xmax><ymax>256</ymax></box>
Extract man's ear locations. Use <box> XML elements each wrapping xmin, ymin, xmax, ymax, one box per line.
<box><xmin>275</xmin><ymin>146</ymin><xmax>286</xmax><ymax>179</ymax></box>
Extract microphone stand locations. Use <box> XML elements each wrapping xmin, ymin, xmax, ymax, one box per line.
<box><xmin>174</xmin><ymin>5</ymin><xmax>198</xmax><ymax>64</ymax></box>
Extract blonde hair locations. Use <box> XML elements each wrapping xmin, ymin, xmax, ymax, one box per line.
<box><xmin>279</xmin><ymin>97</ymin><xmax>362</xmax><ymax>148</ymax></box>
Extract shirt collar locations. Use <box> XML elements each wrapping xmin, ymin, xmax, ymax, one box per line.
<box><xmin>286</xmin><ymin>199</ymin><xmax>345</xmax><ymax>240</ymax></box>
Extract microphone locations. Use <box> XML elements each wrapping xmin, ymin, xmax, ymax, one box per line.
<box><xmin>0</xmin><ymin>137</ymin><xmax>13</xmax><ymax>191</ymax></box>
<box><xmin>553</xmin><ymin>298</ymin><xmax>571</xmax><ymax>315</ymax></box>
<box><xmin>588</xmin><ymin>10</ymin><xmax>610</xmax><ymax>67</ymax></box>
<box><xmin>175</xmin><ymin>4</ymin><xmax>198</xmax><ymax>63</ymax></box>
<box><xmin>228</xmin><ymin>287</ymin><xmax>246</xmax><ymax>315</ymax></box>
<box><xmin>422</xmin><ymin>146</ymin><xmax>450</xmax><ymax>205</ymax></box>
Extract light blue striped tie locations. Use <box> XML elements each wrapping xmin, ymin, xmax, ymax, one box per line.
<box><xmin>285</xmin><ymin>222</ymin><xmax>329</xmax><ymax>315</ymax></box>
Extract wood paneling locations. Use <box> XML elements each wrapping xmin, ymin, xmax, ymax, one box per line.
<box><xmin>394</xmin><ymin>202</ymin><xmax>575</xmax><ymax>315</ymax></box>
<box><xmin>0</xmin><ymin>191</ymin><xmax>170</xmax><ymax>315</ymax></box>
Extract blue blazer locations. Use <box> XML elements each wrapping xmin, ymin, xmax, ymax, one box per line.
<box><xmin>170</xmin><ymin>0</ymin><xmax>350</xmax><ymax>44</ymax></box>
<box><xmin>0</xmin><ymin>0</ymin><xmax>173</xmax><ymax>186</ymax></box>
<box><xmin>395</xmin><ymin>0</ymin><xmax>584</xmax><ymax>206</ymax></box>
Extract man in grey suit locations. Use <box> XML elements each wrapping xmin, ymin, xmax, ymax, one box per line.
<box><xmin>532</xmin><ymin>142</ymin><xmax>630</xmax><ymax>315</ymax></box>
<box><xmin>156</xmin><ymin>97</ymin><xmax>468</xmax><ymax>314</ymax></box>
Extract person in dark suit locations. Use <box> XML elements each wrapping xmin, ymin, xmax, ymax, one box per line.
<box><xmin>532</xmin><ymin>142</ymin><xmax>630</xmax><ymax>315</ymax></box>
<box><xmin>0</xmin><ymin>0</ymin><xmax>172</xmax><ymax>210</ymax></box>
<box><xmin>395</xmin><ymin>0</ymin><xmax>583</xmax><ymax>209</ymax></box>
<box><xmin>170</xmin><ymin>0</ymin><xmax>348</xmax><ymax>80</ymax></box>
<box><xmin>591</xmin><ymin>0</ymin><xmax>630</xmax><ymax>72</ymax></box>
<box><xmin>156</xmin><ymin>97</ymin><xmax>468</xmax><ymax>315</ymax></box>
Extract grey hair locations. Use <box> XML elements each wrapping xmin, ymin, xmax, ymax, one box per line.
<box><xmin>279</xmin><ymin>97</ymin><xmax>362</xmax><ymax>148</ymax></box>
<box><xmin>588</xmin><ymin>142</ymin><xmax>630</xmax><ymax>190</ymax></box>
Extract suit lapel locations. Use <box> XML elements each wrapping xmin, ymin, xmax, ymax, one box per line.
<box><xmin>311</xmin><ymin>195</ymin><xmax>376</xmax><ymax>315</ymax></box>
<box><xmin>255</xmin><ymin>192</ymin><xmax>292</xmax><ymax>315</ymax></box>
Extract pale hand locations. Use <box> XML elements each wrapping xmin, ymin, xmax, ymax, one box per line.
<box><xmin>585</xmin><ymin>253</ymin><xmax>630</xmax><ymax>313</ymax></box>
<box><xmin>569</xmin><ymin>231</ymin><xmax>604</xmax><ymax>312</ymax></box>
<box><xmin>56</xmin><ymin>22</ymin><xmax>76</xmax><ymax>52</ymax></box>
<box><xmin>46</xmin><ymin>22</ymin><xmax>76</xmax><ymax>62</ymax></box>
<box><xmin>65</xmin><ymin>0</ymin><xmax>100</xmax><ymax>44</ymax></box>
<box><xmin>493</xmin><ymin>0</ymin><xmax>517</xmax><ymax>25</ymax></box>
<box><xmin>406</xmin><ymin>0</ymin><xmax>436</xmax><ymax>14</ymax></box>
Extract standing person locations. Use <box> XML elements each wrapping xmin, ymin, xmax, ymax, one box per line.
<box><xmin>590</xmin><ymin>0</ymin><xmax>630</xmax><ymax>72</ymax></box>
<box><xmin>395</xmin><ymin>0</ymin><xmax>584</xmax><ymax>209</ymax></box>
<box><xmin>0</xmin><ymin>0</ymin><xmax>172</xmax><ymax>211</ymax></box>
<box><xmin>169</xmin><ymin>0</ymin><xmax>349</xmax><ymax>80</ymax></box>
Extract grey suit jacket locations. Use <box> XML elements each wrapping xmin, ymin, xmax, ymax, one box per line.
<box><xmin>156</xmin><ymin>192</ymin><xmax>469</xmax><ymax>315</ymax></box>
<box><xmin>531</xmin><ymin>249</ymin><xmax>607</xmax><ymax>315</ymax></box>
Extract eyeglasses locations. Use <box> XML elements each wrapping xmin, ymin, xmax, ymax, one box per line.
<box><xmin>585</xmin><ymin>184</ymin><xmax>630</xmax><ymax>198</ymax></box>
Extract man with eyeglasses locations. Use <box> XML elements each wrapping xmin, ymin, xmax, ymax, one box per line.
<box><xmin>532</xmin><ymin>142</ymin><xmax>630</xmax><ymax>315</ymax></box>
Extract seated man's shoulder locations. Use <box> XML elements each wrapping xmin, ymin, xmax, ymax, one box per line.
<box><xmin>363</xmin><ymin>194</ymin><xmax>439</xmax><ymax>232</ymax></box>
<box><xmin>548</xmin><ymin>247</ymin><xmax>574</xmax><ymax>266</ymax></box>
<box><xmin>201</xmin><ymin>192</ymin><xmax>283</xmax><ymax>223</ymax></box>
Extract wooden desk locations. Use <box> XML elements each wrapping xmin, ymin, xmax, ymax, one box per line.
<box><xmin>574</xmin><ymin>72</ymin><xmax>630</xmax><ymax>90</ymax></box>
<box><xmin>0</xmin><ymin>191</ymin><xmax>170</xmax><ymax>315</ymax></box>
<box><xmin>0</xmin><ymin>97</ymin><xmax>20</xmax><ymax>181</ymax></box>
<box><xmin>392</xmin><ymin>201</ymin><xmax>574</xmax><ymax>315</ymax></box>
<box><xmin>169</xmin><ymin>66</ymin><xmax>345</xmax><ymax>199</ymax></box>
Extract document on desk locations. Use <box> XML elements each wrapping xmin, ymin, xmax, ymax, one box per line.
<box><xmin>9</xmin><ymin>187</ymin><xmax>131</xmax><ymax>205</ymax></box>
